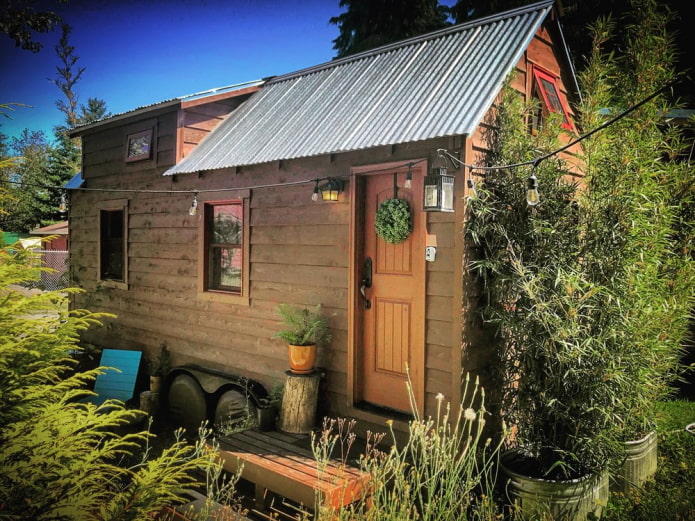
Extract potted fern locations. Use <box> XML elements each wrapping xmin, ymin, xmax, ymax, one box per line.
<box><xmin>274</xmin><ymin>304</ymin><xmax>331</xmax><ymax>374</ymax></box>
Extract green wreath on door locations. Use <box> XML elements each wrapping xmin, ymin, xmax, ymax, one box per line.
<box><xmin>375</xmin><ymin>198</ymin><xmax>412</xmax><ymax>244</ymax></box>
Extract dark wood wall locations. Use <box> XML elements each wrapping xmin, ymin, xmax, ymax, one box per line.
<box><xmin>71</xmin><ymin>120</ymin><xmax>463</xmax><ymax>422</ymax></box>
<box><xmin>70</xmin><ymin>23</ymin><xmax>576</xmax><ymax>425</ymax></box>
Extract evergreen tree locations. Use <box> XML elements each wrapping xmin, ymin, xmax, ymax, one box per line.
<box><xmin>330</xmin><ymin>0</ymin><xmax>450</xmax><ymax>58</ymax></box>
<box><xmin>0</xmin><ymin>242</ymin><xmax>236</xmax><ymax>520</ymax></box>
<box><xmin>0</xmin><ymin>129</ymin><xmax>54</xmax><ymax>232</ymax></box>
<box><xmin>48</xmin><ymin>23</ymin><xmax>110</xmax><ymax>220</ymax></box>
<box><xmin>0</xmin><ymin>0</ymin><xmax>64</xmax><ymax>52</ymax></box>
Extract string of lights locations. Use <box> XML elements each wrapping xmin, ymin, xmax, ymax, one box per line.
<box><xmin>436</xmin><ymin>78</ymin><xmax>681</xmax><ymax>206</ymax></box>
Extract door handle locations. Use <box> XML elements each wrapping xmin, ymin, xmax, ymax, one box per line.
<box><xmin>360</xmin><ymin>281</ymin><xmax>371</xmax><ymax>309</ymax></box>
<box><xmin>361</xmin><ymin>257</ymin><xmax>372</xmax><ymax>309</ymax></box>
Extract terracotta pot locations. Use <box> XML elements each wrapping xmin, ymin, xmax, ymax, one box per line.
<box><xmin>288</xmin><ymin>344</ymin><xmax>316</xmax><ymax>374</ymax></box>
<box><xmin>500</xmin><ymin>451</ymin><xmax>609</xmax><ymax>521</ymax></box>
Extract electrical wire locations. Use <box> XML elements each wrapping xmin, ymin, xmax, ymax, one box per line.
<box><xmin>438</xmin><ymin>78</ymin><xmax>681</xmax><ymax>173</ymax></box>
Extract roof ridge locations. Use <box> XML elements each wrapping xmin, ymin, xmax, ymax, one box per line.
<box><xmin>267</xmin><ymin>0</ymin><xmax>554</xmax><ymax>85</ymax></box>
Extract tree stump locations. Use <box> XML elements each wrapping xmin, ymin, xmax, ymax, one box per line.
<box><xmin>139</xmin><ymin>390</ymin><xmax>159</xmax><ymax>415</ymax></box>
<box><xmin>278</xmin><ymin>371</ymin><xmax>321</xmax><ymax>434</ymax></box>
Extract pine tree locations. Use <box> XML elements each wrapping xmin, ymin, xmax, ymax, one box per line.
<box><xmin>330</xmin><ymin>0</ymin><xmax>450</xmax><ymax>58</ymax></box>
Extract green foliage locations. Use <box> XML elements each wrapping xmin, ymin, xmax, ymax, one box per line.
<box><xmin>374</xmin><ymin>198</ymin><xmax>412</xmax><ymax>244</ymax></box>
<box><xmin>603</xmin><ymin>400</ymin><xmax>695</xmax><ymax>521</ymax></box>
<box><xmin>274</xmin><ymin>303</ymin><xmax>331</xmax><ymax>346</ymax></box>
<box><xmin>0</xmin><ymin>244</ymin><xmax>230</xmax><ymax>520</ymax></box>
<box><xmin>0</xmin><ymin>129</ymin><xmax>56</xmax><ymax>232</ymax></box>
<box><xmin>313</xmin><ymin>373</ymin><xmax>505</xmax><ymax>521</ymax></box>
<box><xmin>0</xmin><ymin>0</ymin><xmax>63</xmax><ymax>52</ymax></box>
<box><xmin>330</xmin><ymin>0</ymin><xmax>450</xmax><ymax>57</ymax></box>
<box><xmin>466</xmin><ymin>0</ymin><xmax>694</xmax><ymax>479</ymax></box>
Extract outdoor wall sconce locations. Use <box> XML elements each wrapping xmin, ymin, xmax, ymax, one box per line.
<box><xmin>423</xmin><ymin>166</ymin><xmax>455</xmax><ymax>212</ymax></box>
<box><xmin>319</xmin><ymin>178</ymin><xmax>344</xmax><ymax>202</ymax></box>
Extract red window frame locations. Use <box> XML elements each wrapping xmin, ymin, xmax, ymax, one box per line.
<box><xmin>532</xmin><ymin>67</ymin><xmax>573</xmax><ymax>130</ymax></box>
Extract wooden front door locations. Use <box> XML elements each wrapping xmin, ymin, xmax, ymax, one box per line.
<box><xmin>359</xmin><ymin>168</ymin><xmax>425</xmax><ymax>413</ymax></box>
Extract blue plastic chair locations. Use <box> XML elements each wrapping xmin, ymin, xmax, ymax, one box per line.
<box><xmin>85</xmin><ymin>348</ymin><xmax>142</xmax><ymax>406</ymax></box>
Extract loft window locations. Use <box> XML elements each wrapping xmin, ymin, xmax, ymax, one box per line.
<box><xmin>531</xmin><ymin>67</ymin><xmax>572</xmax><ymax>131</ymax></box>
<box><xmin>99</xmin><ymin>207</ymin><xmax>126</xmax><ymax>283</ymax></box>
<box><xmin>205</xmin><ymin>202</ymin><xmax>244</xmax><ymax>293</ymax></box>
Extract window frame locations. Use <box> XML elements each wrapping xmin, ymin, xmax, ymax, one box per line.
<box><xmin>197</xmin><ymin>190</ymin><xmax>250</xmax><ymax>306</ymax></box>
<box><xmin>531</xmin><ymin>66</ymin><xmax>573</xmax><ymax>131</ymax></box>
<box><xmin>98</xmin><ymin>198</ymin><xmax>129</xmax><ymax>289</ymax></box>
<box><xmin>124</xmin><ymin>128</ymin><xmax>154</xmax><ymax>163</ymax></box>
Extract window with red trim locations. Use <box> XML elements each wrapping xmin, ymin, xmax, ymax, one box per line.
<box><xmin>531</xmin><ymin>67</ymin><xmax>573</xmax><ymax>131</ymax></box>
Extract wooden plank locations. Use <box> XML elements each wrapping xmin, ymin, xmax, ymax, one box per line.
<box><xmin>216</xmin><ymin>431</ymin><xmax>370</xmax><ymax>509</ymax></box>
<box><xmin>252</xmin><ymin>244</ymin><xmax>349</xmax><ymax>268</ymax></box>
<box><xmin>251</xmin><ymin>225</ymin><xmax>345</xmax><ymax>247</ymax></box>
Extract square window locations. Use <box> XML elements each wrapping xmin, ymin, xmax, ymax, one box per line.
<box><xmin>125</xmin><ymin>129</ymin><xmax>153</xmax><ymax>162</ymax></box>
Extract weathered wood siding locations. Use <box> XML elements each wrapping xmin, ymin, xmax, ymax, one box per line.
<box><xmin>70</xmin><ymin>20</ymin><xmax>576</xmax><ymax>425</ymax></box>
<box><xmin>179</xmin><ymin>96</ymin><xmax>250</xmax><ymax>161</ymax></box>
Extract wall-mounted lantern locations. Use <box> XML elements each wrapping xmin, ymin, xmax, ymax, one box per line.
<box><xmin>423</xmin><ymin>166</ymin><xmax>455</xmax><ymax>212</ymax></box>
<box><xmin>319</xmin><ymin>178</ymin><xmax>344</xmax><ymax>201</ymax></box>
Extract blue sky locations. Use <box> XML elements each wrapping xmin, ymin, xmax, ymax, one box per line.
<box><xmin>1</xmin><ymin>0</ymin><xmax>352</xmax><ymax>143</ymax></box>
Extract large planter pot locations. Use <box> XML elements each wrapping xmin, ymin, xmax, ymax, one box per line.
<box><xmin>288</xmin><ymin>344</ymin><xmax>316</xmax><ymax>374</ymax></box>
<box><xmin>256</xmin><ymin>405</ymin><xmax>277</xmax><ymax>432</ymax></box>
<box><xmin>612</xmin><ymin>431</ymin><xmax>658</xmax><ymax>495</ymax></box>
<box><xmin>501</xmin><ymin>451</ymin><xmax>609</xmax><ymax>521</ymax></box>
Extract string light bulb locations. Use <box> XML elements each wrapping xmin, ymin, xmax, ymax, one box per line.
<box><xmin>467</xmin><ymin>177</ymin><xmax>478</xmax><ymax>198</ymax></box>
<box><xmin>526</xmin><ymin>172</ymin><xmax>539</xmax><ymax>206</ymax></box>
<box><xmin>189</xmin><ymin>193</ymin><xmax>198</xmax><ymax>215</ymax></box>
<box><xmin>311</xmin><ymin>179</ymin><xmax>320</xmax><ymax>202</ymax></box>
<box><xmin>404</xmin><ymin>164</ymin><xmax>412</xmax><ymax>189</ymax></box>
<box><xmin>59</xmin><ymin>192</ymin><xmax>67</xmax><ymax>213</ymax></box>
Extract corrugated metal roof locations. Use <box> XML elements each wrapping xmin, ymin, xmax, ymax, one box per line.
<box><xmin>70</xmin><ymin>80</ymin><xmax>265</xmax><ymax>136</ymax></box>
<box><xmin>166</xmin><ymin>0</ymin><xmax>554</xmax><ymax>175</ymax></box>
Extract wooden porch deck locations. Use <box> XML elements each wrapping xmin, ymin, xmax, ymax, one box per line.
<box><xmin>216</xmin><ymin>429</ymin><xmax>371</xmax><ymax>515</ymax></box>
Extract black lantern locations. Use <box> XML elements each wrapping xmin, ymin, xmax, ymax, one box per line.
<box><xmin>423</xmin><ymin>166</ymin><xmax>455</xmax><ymax>212</ymax></box>
<box><xmin>319</xmin><ymin>178</ymin><xmax>344</xmax><ymax>201</ymax></box>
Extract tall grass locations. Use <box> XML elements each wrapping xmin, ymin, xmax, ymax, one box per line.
<box><xmin>312</xmin><ymin>373</ymin><xmax>506</xmax><ymax>521</ymax></box>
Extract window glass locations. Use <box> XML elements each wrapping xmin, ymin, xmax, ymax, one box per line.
<box><xmin>206</xmin><ymin>202</ymin><xmax>243</xmax><ymax>292</ymax></box>
<box><xmin>532</xmin><ymin>68</ymin><xmax>572</xmax><ymax>129</ymax></box>
<box><xmin>100</xmin><ymin>209</ymin><xmax>125</xmax><ymax>281</ymax></box>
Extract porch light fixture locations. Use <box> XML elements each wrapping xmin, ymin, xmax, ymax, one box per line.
<box><xmin>319</xmin><ymin>178</ymin><xmax>344</xmax><ymax>202</ymax></box>
<box><xmin>423</xmin><ymin>166</ymin><xmax>455</xmax><ymax>212</ymax></box>
<box><xmin>189</xmin><ymin>193</ymin><xmax>198</xmax><ymax>216</ymax></box>
<box><xmin>526</xmin><ymin>172</ymin><xmax>540</xmax><ymax>206</ymax></box>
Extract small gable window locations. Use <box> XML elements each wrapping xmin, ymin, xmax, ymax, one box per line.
<box><xmin>531</xmin><ymin>67</ymin><xmax>573</xmax><ymax>131</ymax></box>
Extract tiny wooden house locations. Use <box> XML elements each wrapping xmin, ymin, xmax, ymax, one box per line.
<box><xmin>69</xmin><ymin>1</ymin><xmax>579</xmax><ymax>428</ymax></box>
